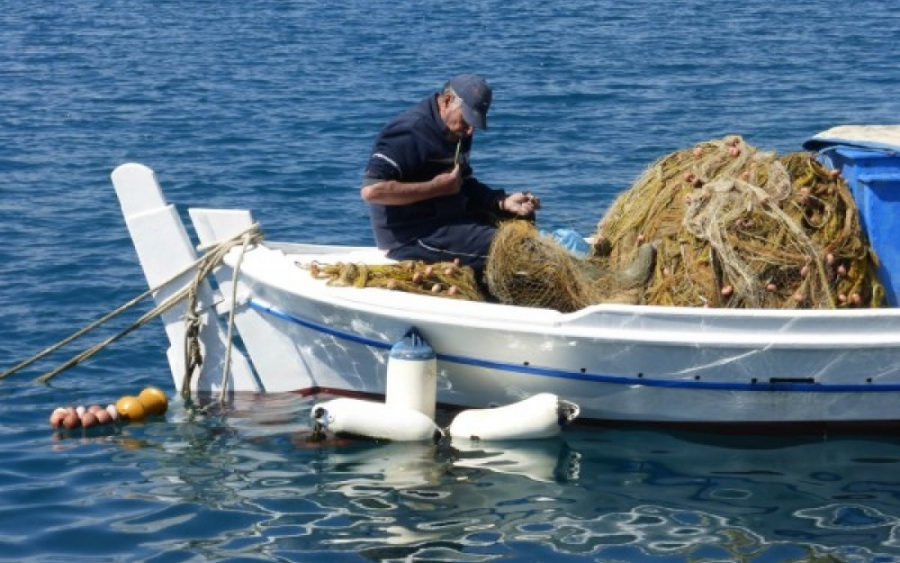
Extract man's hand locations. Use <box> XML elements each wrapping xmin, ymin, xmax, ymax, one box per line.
<box><xmin>361</xmin><ymin>165</ymin><xmax>462</xmax><ymax>205</ymax></box>
<box><xmin>501</xmin><ymin>191</ymin><xmax>541</xmax><ymax>216</ymax></box>
<box><xmin>432</xmin><ymin>164</ymin><xmax>463</xmax><ymax>196</ymax></box>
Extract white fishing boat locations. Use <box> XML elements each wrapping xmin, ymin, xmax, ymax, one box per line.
<box><xmin>112</xmin><ymin>126</ymin><xmax>900</xmax><ymax>431</ymax></box>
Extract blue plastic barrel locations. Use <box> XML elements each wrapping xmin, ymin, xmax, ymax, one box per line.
<box><xmin>816</xmin><ymin>146</ymin><xmax>900</xmax><ymax>306</ymax></box>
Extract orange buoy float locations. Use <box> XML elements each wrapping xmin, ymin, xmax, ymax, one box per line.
<box><xmin>115</xmin><ymin>395</ymin><xmax>146</xmax><ymax>421</ymax></box>
<box><xmin>138</xmin><ymin>386</ymin><xmax>168</xmax><ymax>417</ymax></box>
<box><xmin>49</xmin><ymin>386</ymin><xmax>168</xmax><ymax>430</ymax></box>
<box><xmin>94</xmin><ymin>408</ymin><xmax>112</xmax><ymax>425</ymax></box>
<box><xmin>62</xmin><ymin>410</ymin><xmax>82</xmax><ymax>429</ymax></box>
<box><xmin>81</xmin><ymin>411</ymin><xmax>99</xmax><ymax>428</ymax></box>
<box><xmin>49</xmin><ymin>408</ymin><xmax>68</xmax><ymax>429</ymax></box>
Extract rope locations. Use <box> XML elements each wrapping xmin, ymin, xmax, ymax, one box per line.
<box><xmin>34</xmin><ymin>283</ymin><xmax>198</xmax><ymax>384</ymax></box>
<box><xmin>178</xmin><ymin>226</ymin><xmax>261</xmax><ymax>399</ymax></box>
<box><xmin>0</xmin><ymin>258</ymin><xmax>201</xmax><ymax>381</ymax></box>
<box><xmin>1</xmin><ymin>224</ymin><xmax>263</xmax><ymax>384</ymax></box>
<box><xmin>217</xmin><ymin>231</ymin><xmax>252</xmax><ymax>405</ymax></box>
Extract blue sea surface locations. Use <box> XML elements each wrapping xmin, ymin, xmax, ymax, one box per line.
<box><xmin>2</xmin><ymin>1</ymin><xmax>900</xmax><ymax>561</ymax></box>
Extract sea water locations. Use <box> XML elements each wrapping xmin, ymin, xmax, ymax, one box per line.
<box><xmin>2</xmin><ymin>1</ymin><xmax>900</xmax><ymax>561</ymax></box>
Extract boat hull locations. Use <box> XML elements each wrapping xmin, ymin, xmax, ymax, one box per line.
<box><xmin>206</xmin><ymin>241</ymin><xmax>900</xmax><ymax>426</ymax></box>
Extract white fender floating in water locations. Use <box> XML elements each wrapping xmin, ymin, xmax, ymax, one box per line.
<box><xmin>448</xmin><ymin>393</ymin><xmax>581</xmax><ymax>441</ymax></box>
<box><xmin>311</xmin><ymin>398</ymin><xmax>443</xmax><ymax>443</ymax></box>
<box><xmin>385</xmin><ymin>328</ymin><xmax>437</xmax><ymax>420</ymax></box>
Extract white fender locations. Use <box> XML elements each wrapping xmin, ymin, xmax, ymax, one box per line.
<box><xmin>385</xmin><ymin>329</ymin><xmax>437</xmax><ymax>419</ymax></box>
<box><xmin>448</xmin><ymin>393</ymin><xmax>580</xmax><ymax>441</ymax></box>
<box><xmin>311</xmin><ymin>398</ymin><xmax>442</xmax><ymax>442</ymax></box>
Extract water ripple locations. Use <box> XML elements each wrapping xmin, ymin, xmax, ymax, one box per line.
<box><xmin>4</xmin><ymin>0</ymin><xmax>900</xmax><ymax>561</ymax></box>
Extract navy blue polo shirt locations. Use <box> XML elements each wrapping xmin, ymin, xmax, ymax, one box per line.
<box><xmin>363</xmin><ymin>94</ymin><xmax>504</xmax><ymax>250</ymax></box>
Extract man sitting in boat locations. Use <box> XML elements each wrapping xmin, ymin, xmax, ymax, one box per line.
<box><xmin>361</xmin><ymin>74</ymin><xmax>539</xmax><ymax>274</ymax></box>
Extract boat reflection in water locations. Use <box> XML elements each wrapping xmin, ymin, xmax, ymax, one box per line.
<box><xmin>139</xmin><ymin>392</ymin><xmax>900</xmax><ymax>562</ymax></box>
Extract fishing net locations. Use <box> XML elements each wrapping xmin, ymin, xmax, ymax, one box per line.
<box><xmin>308</xmin><ymin>260</ymin><xmax>485</xmax><ymax>301</ymax></box>
<box><xmin>592</xmin><ymin>135</ymin><xmax>883</xmax><ymax>309</ymax></box>
<box><xmin>310</xmin><ymin>135</ymin><xmax>884</xmax><ymax>311</ymax></box>
<box><xmin>483</xmin><ymin>220</ymin><xmax>655</xmax><ymax>312</ymax></box>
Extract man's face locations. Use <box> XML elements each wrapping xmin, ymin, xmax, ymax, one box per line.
<box><xmin>440</xmin><ymin>93</ymin><xmax>475</xmax><ymax>140</ymax></box>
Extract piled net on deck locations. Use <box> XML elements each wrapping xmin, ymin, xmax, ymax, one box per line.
<box><xmin>310</xmin><ymin>135</ymin><xmax>884</xmax><ymax>311</ymax></box>
<box><xmin>486</xmin><ymin>135</ymin><xmax>884</xmax><ymax>311</ymax></box>
<box><xmin>484</xmin><ymin>220</ymin><xmax>657</xmax><ymax>311</ymax></box>
<box><xmin>308</xmin><ymin>260</ymin><xmax>485</xmax><ymax>301</ymax></box>
<box><xmin>593</xmin><ymin>135</ymin><xmax>883</xmax><ymax>309</ymax></box>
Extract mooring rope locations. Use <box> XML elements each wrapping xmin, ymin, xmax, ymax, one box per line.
<box><xmin>0</xmin><ymin>224</ymin><xmax>262</xmax><ymax>385</ymax></box>
<box><xmin>177</xmin><ymin>227</ymin><xmax>260</xmax><ymax>400</ymax></box>
<box><xmin>216</xmin><ymin>231</ymin><xmax>253</xmax><ymax>405</ymax></box>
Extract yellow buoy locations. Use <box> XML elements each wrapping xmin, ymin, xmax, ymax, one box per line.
<box><xmin>138</xmin><ymin>386</ymin><xmax>169</xmax><ymax>417</ymax></box>
<box><xmin>116</xmin><ymin>395</ymin><xmax>146</xmax><ymax>421</ymax></box>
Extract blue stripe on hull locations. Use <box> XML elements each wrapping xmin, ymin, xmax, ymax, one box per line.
<box><xmin>248</xmin><ymin>301</ymin><xmax>900</xmax><ymax>394</ymax></box>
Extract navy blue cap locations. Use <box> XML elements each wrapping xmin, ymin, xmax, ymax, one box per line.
<box><xmin>446</xmin><ymin>74</ymin><xmax>492</xmax><ymax>130</ymax></box>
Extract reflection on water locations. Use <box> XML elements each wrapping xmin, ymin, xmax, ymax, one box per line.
<box><xmin>34</xmin><ymin>393</ymin><xmax>900</xmax><ymax>562</ymax></box>
<box><xmin>24</xmin><ymin>395</ymin><xmax>900</xmax><ymax>563</ymax></box>
<box><xmin>450</xmin><ymin>438</ymin><xmax>581</xmax><ymax>483</ymax></box>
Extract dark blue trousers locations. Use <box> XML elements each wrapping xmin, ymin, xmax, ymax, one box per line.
<box><xmin>386</xmin><ymin>223</ymin><xmax>497</xmax><ymax>272</ymax></box>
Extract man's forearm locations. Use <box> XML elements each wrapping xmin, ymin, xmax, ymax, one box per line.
<box><xmin>361</xmin><ymin>176</ymin><xmax>459</xmax><ymax>205</ymax></box>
